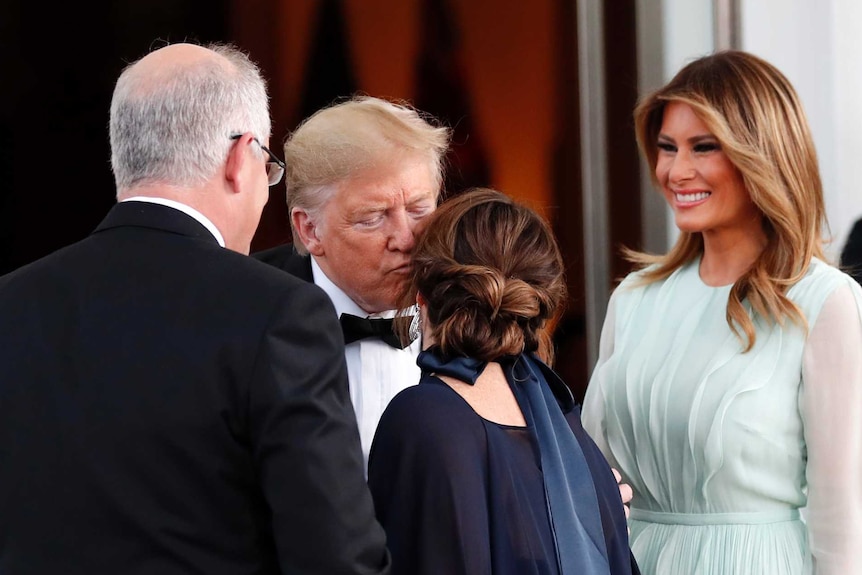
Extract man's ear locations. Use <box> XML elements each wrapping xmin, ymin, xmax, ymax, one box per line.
<box><xmin>225</xmin><ymin>134</ymin><xmax>253</xmax><ymax>193</ymax></box>
<box><xmin>291</xmin><ymin>208</ymin><xmax>325</xmax><ymax>256</ymax></box>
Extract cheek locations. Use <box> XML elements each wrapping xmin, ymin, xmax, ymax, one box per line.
<box><xmin>712</xmin><ymin>167</ymin><xmax>748</xmax><ymax>202</ymax></box>
<box><xmin>335</xmin><ymin>231</ymin><xmax>387</xmax><ymax>261</ymax></box>
<box><xmin>411</xmin><ymin>214</ymin><xmax>433</xmax><ymax>235</ymax></box>
<box><xmin>654</xmin><ymin>160</ymin><xmax>669</xmax><ymax>185</ymax></box>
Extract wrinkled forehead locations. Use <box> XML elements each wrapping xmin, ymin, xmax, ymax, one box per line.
<box><xmin>330</xmin><ymin>159</ymin><xmax>440</xmax><ymax>209</ymax></box>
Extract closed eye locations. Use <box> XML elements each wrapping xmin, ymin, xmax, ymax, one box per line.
<box><xmin>355</xmin><ymin>213</ymin><xmax>385</xmax><ymax>228</ymax></box>
<box><xmin>656</xmin><ymin>141</ymin><xmax>677</xmax><ymax>153</ymax></box>
<box><xmin>408</xmin><ymin>204</ymin><xmax>435</xmax><ymax>219</ymax></box>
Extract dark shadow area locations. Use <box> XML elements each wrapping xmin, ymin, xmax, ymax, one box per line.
<box><xmin>3</xmin><ymin>1</ymin><xmax>640</xmax><ymax>391</ymax></box>
<box><xmin>3</xmin><ymin>1</ymin><xmax>228</xmax><ymax>275</ymax></box>
<box><xmin>414</xmin><ymin>0</ymin><xmax>491</xmax><ymax>201</ymax></box>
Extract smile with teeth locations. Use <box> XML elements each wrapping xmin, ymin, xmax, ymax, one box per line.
<box><xmin>675</xmin><ymin>191</ymin><xmax>711</xmax><ymax>203</ymax></box>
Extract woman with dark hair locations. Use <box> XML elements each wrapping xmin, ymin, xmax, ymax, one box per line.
<box><xmin>582</xmin><ymin>50</ymin><xmax>862</xmax><ymax>574</ymax></box>
<box><xmin>367</xmin><ymin>188</ymin><xmax>638</xmax><ymax>575</ymax></box>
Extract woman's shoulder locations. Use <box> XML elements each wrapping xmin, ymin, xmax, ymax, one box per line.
<box><xmin>789</xmin><ymin>257</ymin><xmax>862</xmax><ymax>320</ymax></box>
<box><xmin>372</xmin><ymin>375</ymin><xmax>489</xmax><ymax>469</ymax></box>
<box><xmin>805</xmin><ymin>256</ymin><xmax>852</xmax><ymax>280</ymax></box>
<box><xmin>615</xmin><ymin>263</ymin><xmax>658</xmax><ymax>289</ymax></box>
<box><xmin>791</xmin><ymin>257</ymin><xmax>858</xmax><ymax>299</ymax></box>
<box><xmin>377</xmin><ymin>376</ymin><xmax>486</xmax><ymax>440</ymax></box>
<box><xmin>606</xmin><ymin>268</ymin><xmax>651</xmax><ymax>308</ymax></box>
<box><xmin>614</xmin><ymin>258</ymin><xmax>695</xmax><ymax>291</ymax></box>
<box><xmin>609</xmin><ymin>259</ymin><xmax>695</xmax><ymax>309</ymax></box>
<box><xmin>384</xmin><ymin>375</ymin><xmax>459</xmax><ymax>413</ymax></box>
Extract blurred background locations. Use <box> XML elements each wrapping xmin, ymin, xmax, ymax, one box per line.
<box><xmin>4</xmin><ymin>0</ymin><xmax>861</xmax><ymax>398</ymax></box>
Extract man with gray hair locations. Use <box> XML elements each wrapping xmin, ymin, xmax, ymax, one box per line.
<box><xmin>0</xmin><ymin>43</ymin><xmax>389</xmax><ymax>575</ymax></box>
<box><xmin>255</xmin><ymin>96</ymin><xmax>451</xmax><ymax>468</ymax></box>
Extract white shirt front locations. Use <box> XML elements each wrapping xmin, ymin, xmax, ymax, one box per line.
<box><xmin>310</xmin><ymin>257</ymin><xmax>421</xmax><ymax>471</ymax></box>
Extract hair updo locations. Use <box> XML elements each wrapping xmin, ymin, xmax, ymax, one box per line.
<box><xmin>400</xmin><ymin>188</ymin><xmax>567</xmax><ymax>364</ymax></box>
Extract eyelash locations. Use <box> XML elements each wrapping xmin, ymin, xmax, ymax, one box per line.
<box><xmin>694</xmin><ymin>143</ymin><xmax>719</xmax><ymax>153</ymax></box>
<box><xmin>355</xmin><ymin>204</ymin><xmax>434</xmax><ymax>227</ymax></box>
<box><xmin>656</xmin><ymin>142</ymin><xmax>720</xmax><ymax>153</ymax></box>
<box><xmin>357</xmin><ymin>215</ymin><xmax>384</xmax><ymax>227</ymax></box>
<box><xmin>409</xmin><ymin>206</ymin><xmax>432</xmax><ymax>218</ymax></box>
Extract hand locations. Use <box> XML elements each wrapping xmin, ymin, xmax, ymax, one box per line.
<box><xmin>612</xmin><ymin>467</ymin><xmax>632</xmax><ymax>520</ymax></box>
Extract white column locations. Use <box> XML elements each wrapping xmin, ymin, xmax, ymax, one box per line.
<box><xmin>577</xmin><ymin>0</ymin><xmax>610</xmax><ymax>368</ymax></box>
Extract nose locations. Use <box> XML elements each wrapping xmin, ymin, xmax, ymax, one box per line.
<box><xmin>666</xmin><ymin>150</ymin><xmax>696</xmax><ymax>184</ymax></box>
<box><xmin>388</xmin><ymin>210</ymin><xmax>416</xmax><ymax>252</ymax></box>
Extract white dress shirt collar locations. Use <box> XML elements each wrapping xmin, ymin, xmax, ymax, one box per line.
<box><xmin>121</xmin><ymin>196</ymin><xmax>225</xmax><ymax>248</ymax></box>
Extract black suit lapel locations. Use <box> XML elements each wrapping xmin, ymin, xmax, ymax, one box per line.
<box><xmin>253</xmin><ymin>243</ymin><xmax>313</xmax><ymax>282</ymax></box>
<box><xmin>281</xmin><ymin>251</ymin><xmax>313</xmax><ymax>281</ymax></box>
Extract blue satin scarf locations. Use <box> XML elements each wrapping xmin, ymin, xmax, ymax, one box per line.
<box><xmin>418</xmin><ymin>348</ymin><xmax>611</xmax><ymax>575</ymax></box>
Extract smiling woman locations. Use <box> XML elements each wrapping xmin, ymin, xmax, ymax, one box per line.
<box><xmin>654</xmin><ymin>101</ymin><xmax>762</xmax><ymax>283</ymax></box>
<box><xmin>581</xmin><ymin>50</ymin><xmax>862</xmax><ymax>575</ymax></box>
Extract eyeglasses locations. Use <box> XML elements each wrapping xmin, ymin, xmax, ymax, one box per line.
<box><xmin>230</xmin><ymin>134</ymin><xmax>286</xmax><ymax>186</ymax></box>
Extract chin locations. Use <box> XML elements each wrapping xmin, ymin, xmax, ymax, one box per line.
<box><xmin>674</xmin><ymin>218</ymin><xmax>706</xmax><ymax>234</ymax></box>
<box><xmin>360</xmin><ymin>295</ymin><xmax>399</xmax><ymax>314</ymax></box>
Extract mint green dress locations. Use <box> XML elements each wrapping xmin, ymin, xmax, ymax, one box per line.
<box><xmin>582</xmin><ymin>257</ymin><xmax>862</xmax><ymax>575</ymax></box>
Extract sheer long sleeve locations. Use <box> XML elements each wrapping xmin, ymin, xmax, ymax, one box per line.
<box><xmin>801</xmin><ymin>281</ymin><xmax>862</xmax><ymax>574</ymax></box>
<box><xmin>581</xmin><ymin>289</ymin><xmax>618</xmax><ymax>465</ymax></box>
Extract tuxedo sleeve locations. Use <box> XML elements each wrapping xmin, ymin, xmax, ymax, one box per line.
<box><xmin>248</xmin><ymin>281</ymin><xmax>390</xmax><ymax>575</ymax></box>
<box><xmin>840</xmin><ymin>219</ymin><xmax>862</xmax><ymax>285</ymax></box>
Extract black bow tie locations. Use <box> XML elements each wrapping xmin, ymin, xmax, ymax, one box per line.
<box><xmin>339</xmin><ymin>314</ymin><xmax>413</xmax><ymax>349</ymax></box>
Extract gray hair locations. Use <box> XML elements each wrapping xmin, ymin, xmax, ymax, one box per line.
<box><xmin>110</xmin><ymin>43</ymin><xmax>271</xmax><ymax>195</ymax></box>
<box><xmin>284</xmin><ymin>95</ymin><xmax>451</xmax><ymax>254</ymax></box>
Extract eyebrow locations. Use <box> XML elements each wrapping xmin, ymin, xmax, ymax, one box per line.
<box><xmin>406</xmin><ymin>196</ymin><xmax>436</xmax><ymax>208</ymax></box>
<box><xmin>657</xmin><ymin>133</ymin><xmax>718</xmax><ymax>144</ymax></box>
<box><xmin>350</xmin><ymin>206</ymin><xmax>387</xmax><ymax>218</ymax></box>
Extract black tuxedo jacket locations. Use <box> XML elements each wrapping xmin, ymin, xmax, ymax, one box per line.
<box><xmin>841</xmin><ymin>217</ymin><xmax>862</xmax><ymax>286</ymax></box>
<box><xmin>0</xmin><ymin>202</ymin><xmax>389</xmax><ymax>575</ymax></box>
<box><xmin>254</xmin><ymin>243</ymin><xmax>313</xmax><ymax>282</ymax></box>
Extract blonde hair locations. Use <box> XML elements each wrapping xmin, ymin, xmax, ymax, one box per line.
<box><xmin>629</xmin><ymin>50</ymin><xmax>828</xmax><ymax>351</ymax></box>
<box><xmin>283</xmin><ymin>95</ymin><xmax>451</xmax><ymax>254</ymax></box>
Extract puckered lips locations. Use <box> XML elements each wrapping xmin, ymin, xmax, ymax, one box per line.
<box><xmin>390</xmin><ymin>262</ymin><xmax>412</xmax><ymax>275</ymax></box>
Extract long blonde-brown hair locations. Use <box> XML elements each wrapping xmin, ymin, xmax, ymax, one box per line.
<box><xmin>630</xmin><ymin>50</ymin><xmax>828</xmax><ymax>351</ymax></box>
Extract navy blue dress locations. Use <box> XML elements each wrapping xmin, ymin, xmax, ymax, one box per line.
<box><xmin>368</xmin><ymin>365</ymin><xmax>638</xmax><ymax>575</ymax></box>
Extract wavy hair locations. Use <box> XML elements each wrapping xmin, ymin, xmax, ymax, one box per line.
<box><xmin>399</xmin><ymin>188</ymin><xmax>567</xmax><ymax>364</ymax></box>
<box><xmin>629</xmin><ymin>50</ymin><xmax>828</xmax><ymax>351</ymax></box>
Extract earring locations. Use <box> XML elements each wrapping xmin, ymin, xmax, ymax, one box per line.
<box><xmin>408</xmin><ymin>309</ymin><xmax>422</xmax><ymax>342</ymax></box>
